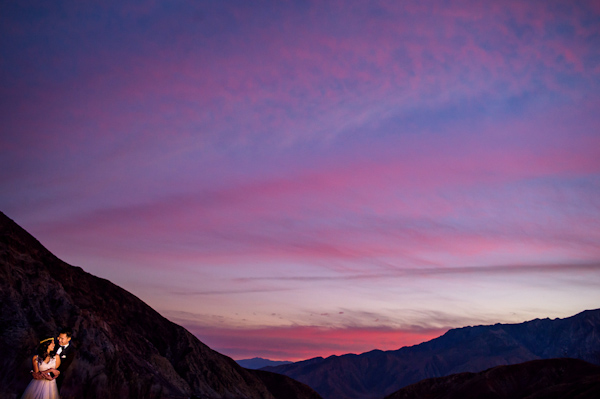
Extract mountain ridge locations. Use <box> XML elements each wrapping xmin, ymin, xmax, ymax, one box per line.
<box><xmin>263</xmin><ymin>309</ymin><xmax>600</xmax><ymax>399</ymax></box>
<box><xmin>236</xmin><ymin>358</ymin><xmax>293</xmax><ymax>370</ymax></box>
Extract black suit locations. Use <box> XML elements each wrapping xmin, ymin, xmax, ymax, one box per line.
<box><xmin>56</xmin><ymin>343</ymin><xmax>75</xmax><ymax>391</ymax></box>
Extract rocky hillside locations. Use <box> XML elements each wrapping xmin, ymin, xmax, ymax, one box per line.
<box><xmin>0</xmin><ymin>212</ymin><xmax>322</xmax><ymax>399</ymax></box>
<box><xmin>265</xmin><ymin>310</ymin><xmax>600</xmax><ymax>399</ymax></box>
<box><xmin>384</xmin><ymin>358</ymin><xmax>600</xmax><ymax>399</ymax></box>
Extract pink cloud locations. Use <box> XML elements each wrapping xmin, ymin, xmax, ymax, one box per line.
<box><xmin>179</xmin><ymin>324</ymin><xmax>447</xmax><ymax>362</ymax></box>
<box><xmin>24</xmin><ymin>85</ymin><xmax>600</xmax><ymax>267</ymax></box>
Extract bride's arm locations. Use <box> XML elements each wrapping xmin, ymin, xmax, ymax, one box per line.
<box><xmin>32</xmin><ymin>355</ymin><xmax>39</xmax><ymax>373</ymax></box>
<box><xmin>31</xmin><ymin>355</ymin><xmax>44</xmax><ymax>380</ymax></box>
<box><xmin>55</xmin><ymin>355</ymin><xmax>61</xmax><ymax>369</ymax></box>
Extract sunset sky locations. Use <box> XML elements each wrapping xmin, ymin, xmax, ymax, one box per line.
<box><xmin>2</xmin><ymin>0</ymin><xmax>600</xmax><ymax>361</ymax></box>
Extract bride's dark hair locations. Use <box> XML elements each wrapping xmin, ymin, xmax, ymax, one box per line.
<box><xmin>36</xmin><ymin>338</ymin><xmax>56</xmax><ymax>364</ymax></box>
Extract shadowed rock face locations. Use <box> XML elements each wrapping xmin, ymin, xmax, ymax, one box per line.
<box><xmin>0</xmin><ymin>212</ymin><xmax>322</xmax><ymax>399</ymax></box>
<box><xmin>264</xmin><ymin>310</ymin><xmax>600</xmax><ymax>399</ymax></box>
<box><xmin>384</xmin><ymin>358</ymin><xmax>600</xmax><ymax>399</ymax></box>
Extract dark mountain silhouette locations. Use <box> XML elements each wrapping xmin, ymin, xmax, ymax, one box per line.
<box><xmin>0</xmin><ymin>212</ymin><xmax>322</xmax><ymax>399</ymax></box>
<box><xmin>237</xmin><ymin>358</ymin><xmax>293</xmax><ymax>370</ymax></box>
<box><xmin>264</xmin><ymin>310</ymin><xmax>600</xmax><ymax>399</ymax></box>
<box><xmin>384</xmin><ymin>358</ymin><xmax>600</xmax><ymax>399</ymax></box>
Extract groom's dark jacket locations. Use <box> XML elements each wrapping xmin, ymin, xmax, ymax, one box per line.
<box><xmin>55</xmin><ymin>343</ymin><xmax>75</xmax><ymax>389</ymax></box>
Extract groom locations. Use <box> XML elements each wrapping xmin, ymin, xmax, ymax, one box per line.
<box><xmin>55</xmin><ymin>327</ymin><xmax>75</xmax><ymax>391</ymax></box>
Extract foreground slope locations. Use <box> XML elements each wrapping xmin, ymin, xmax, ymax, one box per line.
<box><xmin>265</xmin><ymin>310</ymin><xmax>600</xmax><ymax>399</ymax></box>
<box><xmin>385</xmin><ymin>358</ymin><xmax>600</xmax><ymax>399</ymax></box>
<box><xmin>0</xmin><ymin>212</ymin><xmax>321</xmax><ymax>399</ymax></box>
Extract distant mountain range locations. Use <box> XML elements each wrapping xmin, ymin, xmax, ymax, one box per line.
<box><xmin>264</xmin><ymin>309</ymin><xmax>600</xmax><ymax>399</ymax></box>
<box><xmin>0</xmin><ymin>212</ymin><xmax>321</xmax><ymax>399</ymax></box>
<box><xmin>237</xmin><ymin>357</ymin><xmax>293</xmax><ymax>370</ymax></box>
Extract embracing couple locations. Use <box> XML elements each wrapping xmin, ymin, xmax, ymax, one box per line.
<box><xmin>20</xmin><ymin>327</ymin><xmax>75</xmax><ymax>399</ymax></box>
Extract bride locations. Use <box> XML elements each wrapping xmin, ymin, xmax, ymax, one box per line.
<box><xmin>21</xmin><ymin>338</ymin><xmax>61</xmax><ymax>399</ymax></box>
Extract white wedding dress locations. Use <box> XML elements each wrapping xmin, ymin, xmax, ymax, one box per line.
<box><xmin>21</xmin><ymin>356</ymin><xmax>60</xmax><ymax>399</ymax></box>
